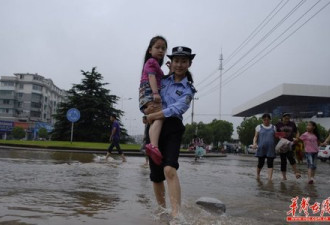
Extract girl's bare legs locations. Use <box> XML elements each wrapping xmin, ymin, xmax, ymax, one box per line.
<box><xmin>153</xmin><ymin>181</ymin><xmax>166</xmax><ymax>208</ymax></box>
<box><xmin>308</xmin><ymin>168</ymin><xmax>312</xmax><ymax>181</ymax></box>
<box><xmin>164</xmin><ymin>166</ymin><xmax>181</xmax><ymax>218</ymax></box>
<box><xmin>311</xmin><ymin>169</ymin><xmax>316</xmax><ymax>179</ymax></box>
<box><xmin>149</xmin><ymin>119</ymin><xmax>163</xmax><ymax>147</ymax></box>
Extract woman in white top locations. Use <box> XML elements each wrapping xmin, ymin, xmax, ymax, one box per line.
<box><xmin>253</xmin><ymin>113</ymin><xmax>276</xmax><ymax>181</ymax></box>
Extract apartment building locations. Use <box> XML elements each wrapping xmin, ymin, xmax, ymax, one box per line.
<box><xmin>0</xmin><ymin>73</ymin><xmax>67</xmax><ymax>125</ymax></box>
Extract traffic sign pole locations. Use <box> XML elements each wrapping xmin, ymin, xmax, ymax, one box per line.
<box><xmin>70</xmin><ymin>122</ymin><xmax>74</xmax><ymax>144</ymax></box>
<box><xmin>66</xmin><ymin>108</ymin><xmax>80</xmax><ymax>144</ymax></box>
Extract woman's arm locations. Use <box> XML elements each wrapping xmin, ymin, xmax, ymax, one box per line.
<box><xmin>252</xmin><ymin>131</ymin><xmax>259</xmax><ymax>149</ymax></box>
<box><xmin>146</xmin><ymin>110</ymin><xmax>165</xmax><ymax>124</ymax></box>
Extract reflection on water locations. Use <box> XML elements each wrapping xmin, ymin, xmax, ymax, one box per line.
<box><xmin>0</xmin><ymin>149</ymin><xmax>329</xmax><ymax>225</ymax></box>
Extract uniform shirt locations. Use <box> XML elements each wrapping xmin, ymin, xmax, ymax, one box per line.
<box><xmin>160</xmin><ymin>74</ymin><xmax>196</xmax><ymax>120</ymax></box>
<box><xmin>111</xmin><ymin>120</ymin><xmax>120</xmax><ymax>140</ymax></box>
<box><xmin>300</xmin><ymin>132</ymin><xmax>319</xmax><ymax>153</ymax></box>
<box><xmin>140</xmin><ymin>58</ymin><xmax>164</xmax><ymax>88</ymax></box>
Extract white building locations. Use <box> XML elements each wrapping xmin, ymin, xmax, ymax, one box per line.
<box><xmin>0</xmin><ymin>73</ymin><xmax>67</xmax><ymax>125</ymax></box>
<box><xmin>232</xmin><ymin>83</ymin><xmax>330</xmax><ymax>129</ymax></box>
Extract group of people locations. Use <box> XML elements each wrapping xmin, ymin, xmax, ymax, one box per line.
<box><xmin>253</xmin><ymin>112</ymin><xmax>328</xmax><ymax>184</ymax></box>
<box><xmin>103</xmin><ymin>35</ymin><xmax>330</xmax><ymax>222</ymax></box>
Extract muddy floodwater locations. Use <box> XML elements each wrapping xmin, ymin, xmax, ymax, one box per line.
<box><xmin>0</xmin><ymin>148</ymin><xmax>329</xmax><ymax>225</ymax></box>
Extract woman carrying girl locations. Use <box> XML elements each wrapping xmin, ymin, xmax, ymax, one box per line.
<box><xmin>139</xmin><ymin>36</ymin><xmax>167</xmax><ymax>165</ymax></box>
<box><xmin>146</xmin><ymin>46</ymin><xmax>196</xmax><ymax>220</ymax></box>
<box><xmin>298</xmin><ymin>121</ymin><xmax>320</xmax><ymax>184</ymax></box>
<box><xmin>252</xmin><ymin>113</ymin><xmax>276</xmax><ymax>181</ymax></box>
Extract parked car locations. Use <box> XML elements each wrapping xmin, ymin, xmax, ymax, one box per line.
<box><xmin>318</xmin><ymin>145</ymin><xmax>330</xmax><ymax>162</ymax></box>
<box><xmin>247</xmin><ymin>144</ymin><xmax>257</xmax><ymax>154</ymax></box>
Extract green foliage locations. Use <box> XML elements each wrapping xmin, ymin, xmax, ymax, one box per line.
<box><xmin>182</xmin><ymin>120</ymin><xmax>233</xmax><ymax>147</ymax></box>
<box><xmin>38</xmin><ymin>128</ymin><xmax>48</xmax><ymax>139</ymax></box>
<box><xmin>12</xmin><ymin>127</ymin><xmax>26</xmax><ymax>140</ymax></box>
<box><xmin>210</xmin><ymin>119</ymin><xmax>233</xmax><ymax>146</ymax></box>
<box><xmin>182</xmin><ymin>123</ymin><xmax>197</xmax><ymax>146</ymax></box>
<box><xmin>237</xmin><ymin>116</ymin><xmax>261</xmax><ymax>146</ymax></box>
<box><xmin>51</xmin><ymin>67</ymin><xmax>127</xmax><ymax>142</ymax></box>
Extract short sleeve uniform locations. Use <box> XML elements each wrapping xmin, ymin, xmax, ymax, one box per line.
<box><xmin>149</xmin><ymin>74</ymin><xmax>196</xmax><ymax>183</ymax></box>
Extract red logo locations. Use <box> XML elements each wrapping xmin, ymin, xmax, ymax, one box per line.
<box><xmin>287</xmin><ymin>197</ymin><xmax>330</xmax><ymax>222</ymax></box>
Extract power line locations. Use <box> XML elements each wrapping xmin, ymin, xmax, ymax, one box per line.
<box><xmin>196</xmin><ymin>0</ymin><xmax>305</xmax><ymax>94</ymax></box>
<box><xmin>223</xmin><ymin>0</ymin><xmax>306</xmax><ymax>75</ymax></box>
<box><xmin>224</xmin><ymin>0</ymin><xmax>289</xmax><ymax>65</ymax></box>
<box><xmin>222</xmin><ymin>0</ymin><xmax>324</xmax><ymax>87</ymax></box>
<box><xmin>194</xmin><ymin>68</ymin><xmax>218</xmax><ymax>88</ymax></box>
<box><xmin>197</xmin><ymin>0</ymin><xmax>330</xmax><ymax>99</ymax></box>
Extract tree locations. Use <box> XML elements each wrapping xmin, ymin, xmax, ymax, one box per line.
<box><xmin>182</xmin><ymin>122</ymin><xmax>197</xmax><ymax>146</ymax></box>
<box><xmin>237</xmin><ymin>116</ymin><xmax>261</xmax><ymax>146</ymax></box>
<box><xmin>38</xmin><ymin>127</ymin><xmax>48</xmax><ymax>139</ymax></box>
<box><xmin>52</xmin><ymin>67</ymin><xmax>127</xmax><ymax>142</ymax></box>
<box><xmin>209</xmin><ymin>119</ymin><xmax>233</xmax><ymax>147</ymax></box>
<box><xmin>182</xmin><ymin>120</ymin><xmax>234</xmax><ymax>148</ymax></box>
<box><xmin>12</xmin><ymin>127</ymin><xmax>25</xmax><ymax>140</ymax></box>
<box><xmin>196</xmin><ymin>122</ymin><xmax>213</xmax><ymax>144</ymax></box>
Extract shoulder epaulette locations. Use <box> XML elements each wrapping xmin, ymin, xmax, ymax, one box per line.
<box><xmin>188</xmin><ymin>81</ymin><xmax>197</xmax><ymax>93</ymax></box>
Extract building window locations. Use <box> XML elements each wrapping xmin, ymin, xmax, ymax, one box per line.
<box><xmin>17</xmin><ymin>93</ymin><xmax>23</xmax><ymax>98</ymax></box>
<box><xmin>33</xmin><ymin>75</ymin><xmax>42</xmax><ymax>81</ymax></box>
<box><xmin>30</xmin><ymin>111</ymin><xmax>41</xmax><ymax>118</ymax></box>
<box><xmin>32</xmin><ymin>84</ymin><xmax>42</xmax><ymax>91</ymax></box>
<box><xmin>20</xmin><ymin>74</ymin><xmax>24</xmax><ymax>79</ymax></box>
<box><xmin>31</xmin><ymin>93</ymin><xmax>42</xmax><ymax>102</ymax></box>
<box><xmin>31</xmin><ymin>102</ymin><xmax>42</xmax><ymax>108</ymax></box>
<box><xmin>1</xmin><ymin>81</ymin><xmax>15</xmax><ymax>87</ymax></box>
<box><xmin>3</xmin><ymin>100</ymin><xmax>10</xmax><ymax>104</ymax></box>
<box><xmin>19</xmin><ymin>83</ymin><xmax>24</xmax><ymax>89</ymax></box>
<box><xmin>0</xmin><ymin>109</ymin><xmax>10</xmax><ymax>114</ymax></box>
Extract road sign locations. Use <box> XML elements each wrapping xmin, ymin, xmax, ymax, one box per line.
<box><xmin>66</xmin><ymin>108</ymin><xmax>80</xmax><ymax>123</ymax></box>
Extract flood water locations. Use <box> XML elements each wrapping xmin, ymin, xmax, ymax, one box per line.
<box><xmin>0</xmin><ymin>148</ymin><xmax>329</xmax><ymax>225</ymax></box>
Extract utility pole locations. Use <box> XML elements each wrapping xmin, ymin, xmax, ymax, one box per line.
<box><xmin>219</xmin><ymin>50</ymin><xmax>223</xmax><ymax>120</ymax></box>
<box><xmin>191</xmin><ymin>97</ymin><xmax>199</xmax><ymax>124</ymax></box>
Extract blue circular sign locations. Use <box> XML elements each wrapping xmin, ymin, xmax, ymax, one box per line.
<box><xmin>66</xmin><ymin>108</ymin><xmax>80</xmax><ymax>123</ymax></box>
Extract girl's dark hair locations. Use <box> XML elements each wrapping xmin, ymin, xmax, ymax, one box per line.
<box><xmin>262</xmin><ymin>113</ymin><xmax>271</xmax><ymax>120</ymax></box>
<box><xmin>308</xmin><ymin>121</ymin><xmax>320</xmax><ymax>140</ymax></box>
<box><xmin>143</xmin><ymin>36</ymin><xmax>167</xmax><ymax>68</ymax></box>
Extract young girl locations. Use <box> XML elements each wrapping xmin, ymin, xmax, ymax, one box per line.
<box><xmin>139</xmin><ymin>36</ymin><xmax>167</xmax><ymax>165</ymax></box>
<box><xmin>299</xmin><ymin>121</ymin><xmax>320</xmax><ymax>184</ymax></box>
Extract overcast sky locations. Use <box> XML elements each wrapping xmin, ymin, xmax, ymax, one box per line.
<box><xmin>1</xmin><ymin>0</ymin><xmax>329</xmax><ymax>137</ymax></box>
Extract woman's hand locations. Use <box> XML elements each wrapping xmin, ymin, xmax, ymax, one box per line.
<box><xmin>144</xmin><ymin>102</ymin><xmax>162</xmax><ymax>115</ymax></box>
<box><xmin>153</xmin><ymin>93</ymin><xmax>162</xmax><ymax>103</ymax></box>
<box><xmin>146</xmin><ymin>114</ymin><xmax>154</xmax><ymax>124</ymax></box>
<box><xmin>252</xmin><ymin>144</ymin><xmax>258</xmax><ymax>149</ymax></box>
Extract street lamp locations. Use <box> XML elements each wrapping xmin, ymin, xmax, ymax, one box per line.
<box><xmin>191</xmin><ymin>97</ymin><xmax>199</xmax><ymax>124</ymax></box>
<box><xmin>121</xmin><ymin>97</ymin><xmax>132</xmax><ymax>110</ymax></box>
